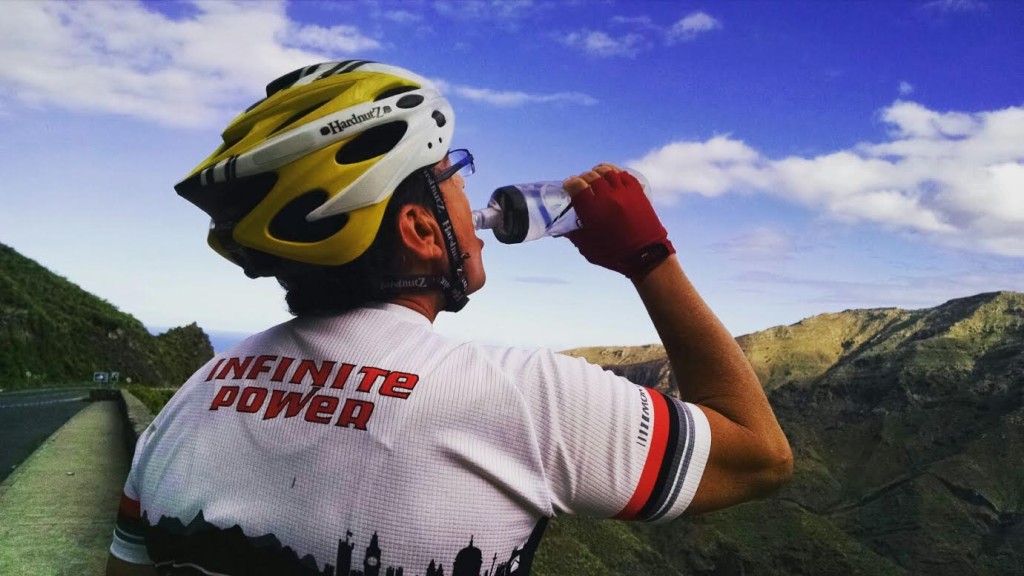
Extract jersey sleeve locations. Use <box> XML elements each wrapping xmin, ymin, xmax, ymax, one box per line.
<box><xmin>109</xmin><ymin>427</ymin><xmax>153</xmax><ymax>564</ymax></box>
<box><xmin>520</xmin><ymin>350</ymin><xmax>711</xmax><ymax>523</ymax></box>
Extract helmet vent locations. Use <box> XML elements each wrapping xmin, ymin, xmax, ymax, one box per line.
<box><xmin>269</xmin><ymin>100</ymin><xmax>331</xmax><ymax>136</ymax></box>
<box><xmin>335</xmin><ymin>121</ymin><xmax>409</xmax><ymax>165</ymax></box>
<box><xmin>375</xmin><ymin>86</ymin><xmax>417</xmax><ymax>101</ymax></box>
<box><xmin>222</xmin><ymin>133</ymin><xmax>244</xmax><ymax>152</ymax></box>
<box><xmin>269</xmin><ymin>190</ymin><xmax>349</xmax><ymax>243</ymax></box>
<box><xmin>176</xmin><ymin>172</ymin><xmax>278</xmax><ymax>225</ymax></box>
<box><xmin>396</xmin><ymin>94</ymin><xmax>424</xmax><ymax>109</ymax></box>
<box><xmin>265</xmin><ymin>67</ymin><xmax>306</xmax><ymax>97</ymax></box>
<box><xmin>212</xmin><ymin>128</ymin><xmax>250</xmax><ymax>158</ymax></box>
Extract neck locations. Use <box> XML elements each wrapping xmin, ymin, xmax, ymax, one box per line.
<box><xmin>387</xmin><ymin>291</ymin><xmax>445</xmax><ymax>323</ymax></box>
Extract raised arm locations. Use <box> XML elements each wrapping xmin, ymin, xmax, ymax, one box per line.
<box><xmin>632</xmin><ymin>254</ymin><xmax>792</xmax><ymax>513</ymax></box>
<box><xmin>563</xmin><ymin>164</ymin><xmax>792</xmax><ymax>514</ymax></box>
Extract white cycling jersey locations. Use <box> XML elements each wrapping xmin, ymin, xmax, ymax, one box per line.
<box><xmin>111</xmin><ymin>302</ymin><xmax>710</xmax><ymax>575</ymax></box>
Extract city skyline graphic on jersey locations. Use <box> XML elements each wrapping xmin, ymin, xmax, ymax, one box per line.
<box><xmin>146</xmin><ymin>510</ymin><xmax>538</xmax><ymax>576</ymax></box>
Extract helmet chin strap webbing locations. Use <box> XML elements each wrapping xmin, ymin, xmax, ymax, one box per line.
<box><xmin>377</xmin><ymin>167</ymin><xmax>469</xmax><ymax>312</ymax></box>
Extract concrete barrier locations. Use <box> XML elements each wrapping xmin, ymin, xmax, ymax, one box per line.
<box><xmin>89</xmin><ymin>388</ymin><xmax>121</xmax><ymax>401</ymax></box>
<box><xmin>116</xmin><ymin>389</ymin><xmax>155</xmax><ymax>457</ymax></box>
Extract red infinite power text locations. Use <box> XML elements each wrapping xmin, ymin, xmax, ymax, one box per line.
<box><xmin>204</xmin><ymin>355</ymin><xmax>420</xmax><ymax>431</ymax></box>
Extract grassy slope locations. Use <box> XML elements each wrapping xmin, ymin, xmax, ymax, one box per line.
<box><xmin>76</xmin><ymin>280</ymin><xmax>1022</xmax><ymax>575</ymax></box>
<box><xmin>547</xmin><ymin>291</ymin><xmax>1024</xmax><ymax>576</ymax></box>
<box><xmin>0</xmin><ymin>242</ymin><xmax>213</xmax><ymax>388</ymax></box>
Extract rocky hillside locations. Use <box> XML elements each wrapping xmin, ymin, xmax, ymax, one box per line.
<box><xmin>0</xmin><ymin>242</ymin><xmax>214</xmax><ymax>388</ymax></box>
<box><xmin>541</xmin><ymin>291</ymin><xmax>1024</xmax><ymax>576</ymax></box>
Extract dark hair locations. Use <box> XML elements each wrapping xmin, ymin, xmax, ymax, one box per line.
<box><xmin>278</xmin><ymin>169</ymin><xmax>434</xmax><ymax>316</ymax></box>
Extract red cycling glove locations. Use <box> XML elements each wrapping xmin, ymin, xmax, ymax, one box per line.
<box><xmin>564</xmin><ymin>169</ymin><xmax>674</xmax><ymax>280</ymax></box>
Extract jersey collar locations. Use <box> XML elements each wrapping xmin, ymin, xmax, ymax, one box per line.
<box><xmin>364</xmin><ymin>301</ymin><xmax>434</xmax><ymax>328</ymax></box>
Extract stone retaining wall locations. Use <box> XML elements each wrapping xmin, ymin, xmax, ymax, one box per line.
<box><xmin>115</xmin><ymin>390</ymin><xmax>154</xmax><ymax>457</ymax></box>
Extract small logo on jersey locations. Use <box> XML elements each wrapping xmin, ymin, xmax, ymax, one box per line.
<box><xmin>636</xmin><ymin>387</ymin><xmax>652</xmax><ymax>447</ymax></box>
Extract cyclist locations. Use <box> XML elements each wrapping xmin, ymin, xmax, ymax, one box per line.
<box><xmin>108</xmin><ymin>61</ymin><xmax>791</xmax><ymax>576</ymax></box>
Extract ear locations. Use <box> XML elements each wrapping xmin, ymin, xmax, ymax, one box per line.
<box><xmin>396</xmin><ymin>204</ymin><xmax>445</xmax><ymax>264</ymax></box>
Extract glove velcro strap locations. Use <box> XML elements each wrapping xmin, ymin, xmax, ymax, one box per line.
<box><xmin>623</xmin><ymin>239</ymin><xmax>675</xmax><ymax>280</ymax></box>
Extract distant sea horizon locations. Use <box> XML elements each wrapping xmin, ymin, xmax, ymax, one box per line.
<box><xmin>147</xmin><ymin>326</ymin><xmax>252</xmax><ymax>355</ymax></box>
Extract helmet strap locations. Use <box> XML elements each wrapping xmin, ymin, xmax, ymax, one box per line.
<box><xmin>412</xmin><ymin>167</ymin><xmax>469</xmax><ymax>312</ymax></box>
<box><xmin>378</xmin><ymin>274</ymin><xmax>443</xmax><ymax>294</ymax></box>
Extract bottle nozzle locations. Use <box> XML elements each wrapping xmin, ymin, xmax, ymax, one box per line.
<box><xmin>472</xmin><ymin>206</ymin><xmax>502</xmax><ymax>231</ymax></box>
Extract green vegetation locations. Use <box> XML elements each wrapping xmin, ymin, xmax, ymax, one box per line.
<box><xmin>126</xmin><ymin>384</ymin><xmax>179</xmax><ymax>416</ymax></box>
<box><xmin>6</xmin><ymin>240</ymin><xmax>1021</xmax><ymax>574</ymax></box>
<box><xmin>554</xmin><ymin>291</ymin><xmax>1023</xmax><ymax>576</ymax></box>
<box><xmin>534</xmin><ymin>516</ymin><xmax>681</xmax><ymax>575</ymax></box>
<box><xmin>0</xmin><ymin>242</ymin><xmax>213</xmax><ymax>389</ymax></box>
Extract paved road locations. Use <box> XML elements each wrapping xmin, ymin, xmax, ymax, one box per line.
<box><xmin>0</xmin><ymin>389</ymin><xmax>91</xmax><ymax>483</ymax></box>
<box><xmin>0</xmin><ymin>400</ymin><xmax>129</xmax><ymax>575</ymax></box>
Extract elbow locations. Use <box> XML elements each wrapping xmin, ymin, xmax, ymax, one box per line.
<box><xmin>773</xmin><ymin>442</ymin><xmax>795</xmax><ymax>487</ymax></box>
<box><xmin>758</xmin><ymin>439</ymin><xmax>794</xmax><ymax>496</ymax></box>
<box><xmin>743</xmin><ymin>432</ymin><xmax>793</xmax><ymax>500</ymax></box>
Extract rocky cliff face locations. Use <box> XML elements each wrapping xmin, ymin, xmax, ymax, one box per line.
<box><xmin>538</xmin><ymin>292</ymin><xmax>1024</xmax><ymax>576</ymax></box>
<box><xmin>0</xmin><ymin>242</ymin><xmax>214</xmax><ymax>388</ymax></box>
<box><xmin>156</xmin><ymin>322</ymin><xmax>217</xmax><ymax>385</ymax></box>
<box><xmin>561</xmin><ymin>344</ymin><xmax>675</xmax><ymax>396</ymax></box>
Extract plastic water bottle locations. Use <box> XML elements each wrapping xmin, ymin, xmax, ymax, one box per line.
<box><xmin>472</xmin><ymin>168</ymin><xmax>651</xmax><ymax>244</ymax></box>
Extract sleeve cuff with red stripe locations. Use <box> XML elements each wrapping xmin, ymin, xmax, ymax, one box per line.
<box><xmin>614</xmin><ymin>390</ymin><xmax>711</xmax><ymax>522</ymax></box>
<box><xmin>109</xmin><ymin>493</ymin><xmax>152</xmax><ymax>565</ymax></box>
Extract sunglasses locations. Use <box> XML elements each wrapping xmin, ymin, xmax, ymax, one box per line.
<box><xmin>434</xmin><ymin>149</ymin><xmax>475</xmax><ymax>183</ymax></box>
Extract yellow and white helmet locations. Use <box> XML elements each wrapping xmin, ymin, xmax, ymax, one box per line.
<box><xmin>175</xmin><ymin>61</ymin><xmax>455</xmax><ymax>278</ymax></box>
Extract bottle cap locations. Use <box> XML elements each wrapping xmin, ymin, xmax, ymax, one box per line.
<box><xmin>472</xmin><ymin>206</ymin><xmax>502</xmax><ymax>231</ymax></box>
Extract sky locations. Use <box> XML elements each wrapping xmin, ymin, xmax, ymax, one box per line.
<box><xmin>1</xmin><ymin>0</ymin><xmax>1022</xmax><ymax>352</ymax></box>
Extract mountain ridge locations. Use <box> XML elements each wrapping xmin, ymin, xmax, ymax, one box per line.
<box><xmin>543</xmin><ymin>290</ymin><xmax>1023</xmax><ymax>575</ymax></box>
<box><xmin>6</xmin><ymin>239</ymin><xmax>1017</xmax><ymax>574</ymax></box>
<box><xmin>0</xmin><ymin>242</ymin><xmax>214</xmax><ymax>388</ymax></box>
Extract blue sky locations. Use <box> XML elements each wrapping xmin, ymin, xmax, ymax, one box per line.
<box><xmin>1</xmin><ymin>0</ymin><xmax>1022</xmax><ymax>351</ymax></box>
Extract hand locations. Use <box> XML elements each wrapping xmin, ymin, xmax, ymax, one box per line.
<box><xmin>562</xmin><ymin>164</ymin><xmax>674</xmax><ymax>279</ymax></box>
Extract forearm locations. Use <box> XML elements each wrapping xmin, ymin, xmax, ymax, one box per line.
<box><xmin>632</xmin><ymin>256</ymin><xmax>790</xmax><ymax>461</ymax></box>
<box><xmin>561</xmin><ymin>163</ymin><xmax>791</xmax><ymax>511</ymax></box>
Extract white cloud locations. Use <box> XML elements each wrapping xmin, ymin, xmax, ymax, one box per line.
<box><xmin>569</xmin><ymin>10</ymin><xmax>721</xmax><ymax>57</ymax></box>
<box><xmin>0</xmin><ymin>1</ymin><xmax>581</xmax><ymax>126</ymax></box>
<box><xmin>629</xmin><ymin>102</ymin><xmax>1024</xmax><ymax>257</ymax></box>
<box><xmin>431</xmin><ymin>78</ymin><xmax>597</xmax><ymax>107</ymax></box>
<box><xmin>287</xmin><ymin>23</ymin><xmax>383</xmax><ymax>53</ymax></box>
<box><xmin>609</xmin><ymin>15</ymin><xmax>658</xmax><ymax>30</ymax></box>
<box><xmin>899</xmin><ymin>81</ymin><xmax>914</xmax><ymax>96</ymax></box>
<box><xmin>924</xmin><ymin>0</ymin><xmax>988</xmax><ymax>13</ymax></box>
<box><xmin>381</xmin><ymin>9</ymin><xmax>423</xmax><ymax>24</ymax></box>
<box><xmin>733</xmin><ymin>266</ymin><xmax>1024</xmax><ymax>310</ymax></box>
<box><xmin>667</xmin><ymin>11</ymin><xmax>721</xmax><ymax>43</ymax></box>
<box><xmin>714</xmin><ymin>227</ymin><xmax>794</xmax><ymax>261</ymax></box>
<box><xmin>879</xmin><ymin>100</ymin><xmax>978</xmax><ymax>139</ymax></box>
<box><xmin>561</xmin><ymin>30</ymin><xmax>646</xmax><ymax>57</ymax></box>
<box><xmin>630</xmin><ymin>136</ymin><xmax>767</xmax><ymax>199</ymax></box>
<box><xmin>453</xmin><ymin>86</ymin><xmax>597</xmax><ymax>107</ymax></box>
<box><xmin>433</xmin><ymin>0</ymin><xmax>537</xmax><ymax>26</ymax></box>
<box><xmin>0</xmin><ymin>0</ymin><xmax>381</xmax><ymax>128</ymax></box>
